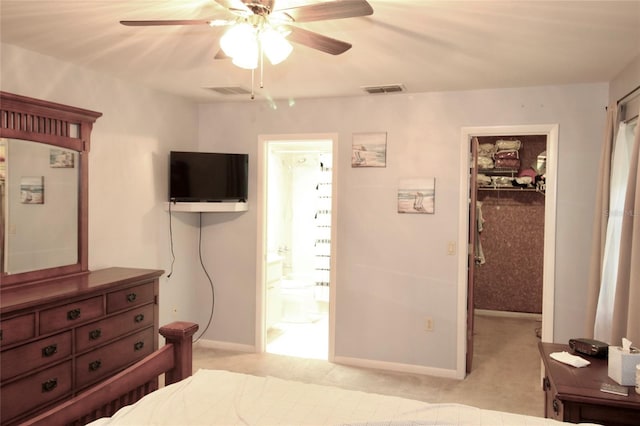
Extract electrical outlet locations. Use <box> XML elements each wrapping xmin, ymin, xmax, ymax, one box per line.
<box><xmin>424</xmin><ymin>316</ymin><xmax>434</xmax><ymax>332</ymax></box>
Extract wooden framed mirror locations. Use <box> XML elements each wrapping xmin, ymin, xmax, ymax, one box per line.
<box><xmin>0</xmin><ymin>92</ymin><xmax>101</xmax><ymax>287</ymax></box>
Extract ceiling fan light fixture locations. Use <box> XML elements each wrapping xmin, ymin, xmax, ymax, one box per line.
<box><xmin>260</xmin><ymin>27</ymin><xmax>293</xmax><ymax>65</ymax></box>
<box><xmin>220</xmin><ymin>23</ymin><xmax>256</xmax><ymax>59</ymax></box>
<box><xmin>232</xmin><ymin>49</ymin><xmax>259</xmax><ymax>69</ymax></box>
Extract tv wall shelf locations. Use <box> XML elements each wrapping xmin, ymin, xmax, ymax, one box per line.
<box><xmin>164</xmin><ymin>202</ymin><xmax>248</xmax><ymax>213</ymax></box>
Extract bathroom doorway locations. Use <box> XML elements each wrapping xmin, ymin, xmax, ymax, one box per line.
<box><xmin>258</xmin><ymin>135</ymin><xmax>337</xmax><ymax>360</ymax></box>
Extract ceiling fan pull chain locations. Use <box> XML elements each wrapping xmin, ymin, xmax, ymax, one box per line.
<box><xmin>260</xmin><ymin>43</ymin><xmax>265</xmax><ymax>89</ymax></box>
<box><xmin>251</xmin><ymin>68</ymin><xmax>255</xmax><ymax>100</ymax></box>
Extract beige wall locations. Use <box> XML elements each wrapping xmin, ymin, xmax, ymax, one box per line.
<box><xmin>197</xmin><ymin>83</ymin><xmax>608</xmax><ymax>372</ymax></box>
<box><xmin>0</xmin><ymin>43</ymin><xmax>200</xmax><ymax>329</ymax></box>
<box><xmin>609</xmin><ymin>54</ymin><xmax>640</xmax><ymax>107</ymax></box>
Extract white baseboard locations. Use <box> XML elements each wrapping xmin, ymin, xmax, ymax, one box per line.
<box><xmin>333</xmin><ymin>355</ymin><xmax>461</xmax><ymax>380</ymax></box>
<box><xmin>195</xmin><ymin>339</ymin><xmax>255</xmax><ymax>353</ymax></box>
<box><xmin>475</xmin><ymin>309</ymin><xmax>542</xmax><ymax>321</ymax></box>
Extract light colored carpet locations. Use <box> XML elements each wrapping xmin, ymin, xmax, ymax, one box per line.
<box><xmin>192</xmin><ymin>314</ymin><xmax>544</xmax><ymax>418</ymax></box>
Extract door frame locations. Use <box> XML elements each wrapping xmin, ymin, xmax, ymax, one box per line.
<box><xmin>456</xmin><ymin>124</ymin><xmax>558</xmax><ymax>378</ymax></box>
<box><xmin>255</xmin><ymin>133</ymin><xmax>338</xmax><ymax>360</ymax></box>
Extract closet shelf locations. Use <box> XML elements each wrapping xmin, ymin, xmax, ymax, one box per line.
<box><xmin>478</xmin><ymin>168</ymin><xmax>519</xmax><ymax>176</ymax></box>
<box><xmin>478</xmin><ymin>186</ymin><xmax>545</xmax><ymax>195</ymax></box>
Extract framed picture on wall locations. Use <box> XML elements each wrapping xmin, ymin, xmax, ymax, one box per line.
<box><xmin>50</xmin><ymin>148</ymin><xmax>75</xmax><ymax>168</ymax></box>
<box><xmin>398</xmin><ymin>178</ymin><xmax>435</xmax><ymax>214</ymax></box>
<box><xmin>21</xmin><ymin>176</ymin><xmax>44</xmax><ymax>204</ymax></box>
<box><xmin>352</xmin><ymin>132</ymin><xmax>387</xmax><ymax>167</ymax></box>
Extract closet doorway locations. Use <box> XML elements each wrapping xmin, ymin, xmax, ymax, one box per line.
<box><xmin>256</xmin><ymin>134</ymin><xmax>338</xmax><ymax>361</ymax></box>
<box><xmin>458</xmin><ymin>124</ymin><xmax>558</xmax><ymax>375</ymax></box>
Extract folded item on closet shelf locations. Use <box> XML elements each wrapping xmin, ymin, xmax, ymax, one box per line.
<box><xmin>519</xmin><ymin>168</ymin><xmax>538</xmax><ymax>181</ymax></box>
<box><xmin>513</xmin><ymin>177</ymin><xmax>532</xmax><ymax>188</ymax></box>
<box><xmin>477</xmin><ymin>156</ymin><xmax>494</xmax><ymax>169</ymax></box>
<box><xmin>495</xmin><ymin>139</ymin><xmax>521</xmax><ymax>150</ymax></box>
<box><xmin>491</xmin><ymin>176</ymin><xmax>514</xmax><ymax>187</ymax></box>
<box><xmin>477</xmin><ymin>143</ymin><xmax>496</xmax><ymax>156</ymax></box>
<box><xmin>514</xmin><ymin>176</ymin><xmax>533</xmax><ymax>185</ymax></box>
<box><xmin>493</xmin><ymin>149</ymin><xmax>519</xmax><ymax>159</ymax></box>
<box><xmin>477</xmin><ymin>174</ymin><xmax>492</xmax><ymax>186</ymax></box>
<box><xmin>494</xmin><ymin>158</ymin><xmax>521</xmax><ymax>169</ymax></box>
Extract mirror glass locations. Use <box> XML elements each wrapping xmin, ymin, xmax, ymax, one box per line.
<box><xmin>1</xmin><ymin>138</ymin><xmax>79</xmax><ymax>274</ymax></box>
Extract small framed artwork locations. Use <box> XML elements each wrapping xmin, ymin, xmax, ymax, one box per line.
<box><xmin>21</xmin><ymin>176</ymin><xmax>44</xmax><ymax>204</ymax></box>
<box><xmin>352</xmin><ymin>132</ymin><xmax>387</xmax><ymax>167</ymax></box>
<box><xmin>398</xmin><ymin>178</ymin><xmax>435</xmax><ymax>214</ymax></box>
<box><xmin>50</xmin><ymin>148</ymin><xmax>75</xmax><ymax>168</ymax></box>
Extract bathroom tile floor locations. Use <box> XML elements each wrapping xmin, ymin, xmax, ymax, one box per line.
<box><xmin>266</xmin><ymin>314</ymin><xmax>329</xmax><ymax>360</ymax></box>
<box><xmin>192</xmin><ymin>313</ymin><xmax>544</xmax><ymax>418</ymax></box>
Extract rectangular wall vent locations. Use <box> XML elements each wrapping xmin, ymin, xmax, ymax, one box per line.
<box><xmin>206</xmin><ymin>86</ymin><xmax>252</xmax><ymax>95</ymax></box>
<box><xmin>361</xmin><ymin>84</ymin><xmax>406</xmax><ymax>94</ymax></box>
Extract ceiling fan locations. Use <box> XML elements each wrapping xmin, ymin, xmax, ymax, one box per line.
<box><xmin>120</xmin><ymin>0</ymin><xmax>374</xmax><ymax>60</ymax></box>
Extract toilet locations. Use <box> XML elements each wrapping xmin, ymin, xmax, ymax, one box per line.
<box><xmin>280</xmin><ymin>275</ymin><xmax>316</xmax><ymax>323</ymax></box>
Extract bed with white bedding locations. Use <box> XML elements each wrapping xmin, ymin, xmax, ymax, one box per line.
<box><xmin>23</xmin><ymin>322</ymin><xmax>595</xmax><ymax>426</ymax></box>
<box><xmin>89</xmin><ymin>369</ymin><xmax>586</xmax><ymax>426</ymax></box>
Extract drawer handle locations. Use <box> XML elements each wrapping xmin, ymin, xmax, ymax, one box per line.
<box><xmin>89</xmin><ymin>360</ymin><xmax>102</xmax><ymax>372</ymax></box>
<box><xmin>67</xmin><ymin>308</ymin><xmax>81</xmax><ymax>320</ymax></box>
<box><xmin>134</xmin><ymin>314</ymin><xmax>145</xmax><ymax>323</ymax></box>
<box><xmin>552</xmin><ymin>398</ymin><xmax>560</xmax><ymax>415</ymax></box>
<box><xmin>133</xmin><ymin>341</ymin><xmax>145</xmax><ymax>351</ymax></box>
<box><xmin>543</xmin><ymin>377</ymin><xmax>550</xmax><ymax>391</ymax></box>
<box><xmin>127</xmin><ymin>293</ymin><xmax>137</xmax><ymax>303</ymax></box>
<box><xmin>42</xmin><ymin>344</ymin><xmax>58</xmax><ymax>357</ymax></box>
<box><xmin>0</xmin><ymin>329</ymin><xmax>3</xmax><ymax>341</ymax></box>
<box><xmin>89</xmin><ymin>328</ymin><xmax>102</xmax><ymax>340</ymax></box>
<box><xmin>41</xmin><ymin>378</ymin><xmax>58</xmax><ymax>393</ymax></box>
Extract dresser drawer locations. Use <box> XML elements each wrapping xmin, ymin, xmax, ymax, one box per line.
<box><xmin>0</xmin><ymin>313</ymin><xmax>35</xmax><ymax>347</ymax></box>
<box><xmin>1</xmin><ymin>331</ymin><xmax>72</xmax><ymax>381</ymax></box>
<box><xmin>0</xmin><ymin>360</ymin><xmax>72</xmax><ymax>424</ymax></box>
<box><xmin>76</xmin><ymin>327</ymin><xmax>154</xmax><ymax>389</ymax></box>
<box><xmin>76</xmin><ymin>303</ymin><xmax>154</xmax><ymax>352</ymax></box>
<box><xmin>107</xmin><ymin>282</ymin><xmax>155</xmax><ymax>313</ymax></box>
<box><xmin>40</xmin><ymin>296</ymin><xmax>104</xmax><ymax>335</ymax></box>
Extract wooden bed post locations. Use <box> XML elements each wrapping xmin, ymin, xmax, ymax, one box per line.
<box><xmin>160</xmin><ymin>321</ymin><xmax>199</xmax><ymax>385</ymax></box>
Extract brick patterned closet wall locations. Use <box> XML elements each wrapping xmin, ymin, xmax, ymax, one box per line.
<box><xmin>474</xmin><ymin>135</ymin><xmax>546</xmax><ymax>314</ymax></box>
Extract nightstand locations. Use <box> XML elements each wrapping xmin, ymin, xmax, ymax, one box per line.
<box><xmin>539</xmin><ymin>342</ymin><xmax>640</xmax><ymax>425</ymax></box>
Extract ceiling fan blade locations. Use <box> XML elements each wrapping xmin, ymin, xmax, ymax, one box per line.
<box><xmin>287</xmin><ymin>26</ymin><xmax>351</xmax><ymax>55</ymax></box>
<box><xmin>276</xmin><ymin>0</ymin><xmax>373</xmax><ymax>23</ymax></box>
<box><xmin>214</xmin><ymin>49</ymin><xmax>230</xmax><ymax>60</ymax></box>
<box><xmin>120</xmin><ymin>20</ymin><xmax>213</xmax><ymax>26</ymax></box>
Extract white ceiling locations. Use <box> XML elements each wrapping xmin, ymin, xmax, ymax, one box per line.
<box><xmin>1</xmin><ymin>0</ymin><xmax>639</xmax><ymax>103</ymax></box>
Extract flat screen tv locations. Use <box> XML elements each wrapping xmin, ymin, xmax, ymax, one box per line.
<box><xmin>169</xmin><ymin>151</ymin><xmax>248</xmax><ymax>202</ymax></box>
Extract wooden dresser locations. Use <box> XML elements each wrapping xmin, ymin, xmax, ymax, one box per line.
<box><xmin>0</xmin><ymin>267</ymin><xmax>163</xmax><ymax>425</ymax></box>
<box><xmin>539</xmin><ymin>342</ymin><xmax>640</xmax><ymax>426</ymax></box>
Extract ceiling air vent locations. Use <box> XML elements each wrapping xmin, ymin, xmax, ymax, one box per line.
<box><xmin>362</xmin><ymin>84</ymin><xmax>406</xmax><ymax>95</ymax></box>
<box><xmin>206</xmin><ymin>86</ymin><xmax>252</xmax><ymax>95</ymax></box>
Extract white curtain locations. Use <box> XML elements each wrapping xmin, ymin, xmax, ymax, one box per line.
<box><xmin>594</xmin><ymin>121</ymin><xmax>636</xmax><ymax>343</ymax></box>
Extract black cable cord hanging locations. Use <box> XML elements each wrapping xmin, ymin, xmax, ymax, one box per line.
<box><xmin>167</xmin><ymin>200</ymin><xmax>176</xmax><ymax>278</ymax></box>
<box><xmin>194</xmin><ymin>212</ymin><xmax>215</xmax><ymax>343</ymax></box>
